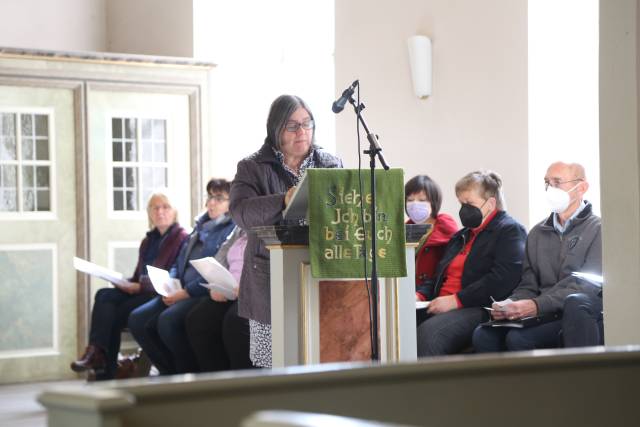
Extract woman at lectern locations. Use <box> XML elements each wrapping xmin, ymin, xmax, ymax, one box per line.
<box><xmin>71</xmin><ymin>189</ymin><xmax>188</xmax><ymax>380</ymax></box>
<box><xmin>229</xmin><ymin>94</ymin><xmax>342</xmax><ymax>368</ymax></box>
<box><xmin>415</xmin><ymin>171</ymin><xmax>527</xmax><ymax>356</ymax></box>
<box><xmin>404</xmin><ymin>174</ymin><xmax>458</xmax><ymax>295</ymax></box>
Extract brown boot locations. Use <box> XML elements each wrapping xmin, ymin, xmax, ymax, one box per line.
<box><xmin>70</xmin><ymin>345</ymin><xmax>106</xmax><ymax>373</ymax></box>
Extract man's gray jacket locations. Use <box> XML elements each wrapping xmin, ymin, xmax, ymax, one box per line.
<box><xmin>510</xmin><ymin>201</ymin><xmax>602</xmax><ymax>315</ymax></box>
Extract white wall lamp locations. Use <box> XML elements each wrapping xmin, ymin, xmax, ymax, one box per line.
<box><xmin>407</xmin><ymin>35</ymin><xmax>432</xmax><ymax>98</ymax></box>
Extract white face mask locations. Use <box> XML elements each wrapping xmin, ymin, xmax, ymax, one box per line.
<box><xmin>406</xmin><ymin>201</ymin><xmax>431</xmax><ymax>223</ymax></box>
<box><xmin>545</xmin><ymin>184</ymin><xmax>579</xmax><ymax>213</ymax></box>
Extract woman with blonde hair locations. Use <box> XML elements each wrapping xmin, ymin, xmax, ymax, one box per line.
<box><xmin>416</xmin><ymin>171</ymin><xmax>527</xmax><ymax>356</ymax></box>
<box><xmin>71</xmin><ymin>189</ymin><xmax>188</xmax><ymax>380</ymax></box>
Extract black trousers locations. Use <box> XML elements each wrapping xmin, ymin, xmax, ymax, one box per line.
<box><xmin>185</xmin><ymin>297</ymin><xmax>253</xmax><ymax>372</ymax></box>
<box><xmin>562</xmin><ymin>292</ymin><xmax>604</xmax><ymax>347</ymax></box>
<box><xmin>416</xmin><ymin>307</ymin><xmax>489</xmax><ymax>356</ymax></box>
<box><xmin>88</xmin><ymin>288</ymin><xmax>154</xmax><ymax>379</ymax></box>
<box><xmin>128</xmin><ymin>296</ymin><xmax>202</xmax><ymax>375</ymax></box>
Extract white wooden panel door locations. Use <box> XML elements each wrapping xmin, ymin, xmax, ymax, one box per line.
<box><xmin>0</xmin><ymin>84</ymin><xmax>77</xmax><ymax>383</ymax></box>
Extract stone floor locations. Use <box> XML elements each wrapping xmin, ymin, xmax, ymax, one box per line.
<box><xmin>0</xmin><ymin>379</ymin><xmax>83</xmax><ymax>427</ymax></box>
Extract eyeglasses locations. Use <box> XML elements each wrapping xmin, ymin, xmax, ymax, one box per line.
<box><xmin>544</xmin><ymin>178</ymin><xmax>583</xmax><ymax>191</ymax></box>
<box><xmin>284</xmin><ymin>119</ymin><xmax>314</xmax><ymax>133</ymax></box>
<box><xmin>207</xmin><ymin>194</ymin><xmax>229</xmax><ymax>203</ymax></box>
<box><xmin>150</xmin><ymin>204</ymin><xmax>172</xmax><ymax>212</ymax></box>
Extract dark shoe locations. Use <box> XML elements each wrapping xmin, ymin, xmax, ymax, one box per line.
<box><xmin>114</xmin><ymin>357</ymin><xmax>136</xmax><ymax>380</ymax></box>
<box><xmin>70</xmin><ymin>345</ymin><xmax>106</xmax><ymax>373</ymax></box>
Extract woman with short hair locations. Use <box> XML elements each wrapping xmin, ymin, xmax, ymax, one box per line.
<box><xmin>416</xmin><ymin>170</ymin><xmax>527</xmax><ymax>356</ymax></box>
<box><xmin>404</xmin><ymin>175</ymin><xmax>458</xmax><ymax>296</ymax></box>
<box><xmin>71</xmin><ymin>190</ymin><xmax>188</xmax><ymax>380</ymax></box>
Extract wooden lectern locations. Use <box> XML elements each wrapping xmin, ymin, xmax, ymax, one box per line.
<box><xmin>253</xmin><ymin>224</ymin><xmax>426</xmax><ymax>367</ymax></box>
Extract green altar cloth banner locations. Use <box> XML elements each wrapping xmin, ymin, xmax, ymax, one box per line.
<box><xmin>308</xmin><ymin>168</ymin><xmax>406</xmax><ymax>279</ymax></box>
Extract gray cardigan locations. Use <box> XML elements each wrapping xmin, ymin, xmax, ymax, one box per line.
<box><xmin>229</xmin><ymin>142</ymin><xmax>342</xmax><ymax>324</ymax></box>
<box><xmin>510</xmin><ymin>201</ymin><xmax>602</xmax><ymax>315</ymax></box>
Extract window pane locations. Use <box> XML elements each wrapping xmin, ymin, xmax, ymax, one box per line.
<box><xmin>112</xmin><ymin>118</ymin><xmax>122</xmax><ymax>139</ymax></box>
<box><xmin>113</xmin><ymin>168</ymin><xmax>123</xmax><ymax>187</ymax></box>
<box><xmin>1</xmin><ymin>165</ymin><xmax>17</xmax><ymax>187</ymax></box>
<box><xmin>22</xmin><ymin>137</ymin><xmax>34</xmax><ymax>160</ymax></box>
<box><xmin>126</xmin><ymin>190</ymin><xmax>136</xmax><ymax>210</ymax></box>
<box><xmin>125</xmin><ymin>119</ymin><xmax>136</xmax><ymax>139</ymax></box>
<box><xmin>153</xmin><ymin>142</ymin><xmax>166</xmax><ymax>162</ymax></box>
<box><xmin>112</xmin><ymin>141</ymin><xmax>123</xmax><ymax>162</ymax></box>
<box><xmin>35</xmin><ymin>115</ymin><xmax>48</xmax><ymax>137</ymax></box>
<box><xmin>21</xmin><ymin>114</ymin><xmax>33</xmax><ymax>137</ymax></box>
<box><xmin>0</xmin><ymin>136</ymin><xmax>16</xmax><ymax>160</ymax></box>
<box><xmin>125</xmin><ymin>167</ymin><xmax>136</xmax><ymax>187</ymax></box>
<box><xmin>23</xmin><ymin>189</ymin><xmax>35</xmax><ymax>211</ymax></box>
<box><xmin>141</xmin><ymin>119</ymin><xmax>152</xmax><ymax>139</ymax></box>
<box><xmin>113</xmin><ymin>190</ymin><xmax>124</xmax><ymax>210</ymax></box>
<box><xmin>23</xmin><ymin>165</ymin><xmax>34</xmax><ymax>187</ymax></box>
<box><xmin>0</xmin><ymin>113</ymin><xmax>15</xmax><ymax>137</ymax></box>
<box><xmin>141</xmin><ymin>167</ymin><xmax>153</xmax><ymax>189</ymax></box>
<box><xmin>142</xmin><ymin>140</ymin><xmax>153</xmax><ymax>162</ymax></box>
<box><xmin>36</xmin><ymin>139</ymin><xmax>49</xmax><ymax>160</ymax></box>
<box><xmin>125</xmin><ymin>141</ymin><xmax>136</xmax><ymax>161</ymax></box>
<box><xmin>36</xmin><ymin>190</ymin><xmax>50</xmax><ymax>211</ymax></box>
<box><xmin>36</xmin><ymin>166</ymin><xmax>49</xmax><ymax>187</ymax></box>
<box><xmin>0</xmin><ymin>189</ymin><xmax>17</xmax><ymax>211</ymax></box>
<box><xmin>153</xmin><ymin>120</ymin><xmax>166</xmax><ymax>139</ymax></box>
<box><xmin>153</xmin><ymin>168</ymin><xmax>166</xmax><ymax>187</ymax></box>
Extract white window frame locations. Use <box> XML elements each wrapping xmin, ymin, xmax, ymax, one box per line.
<box><xmin>0</xmin><ymin>243</ymin><xmax>59</xmax><ymax>359</ymax></box>
<box><xmin>107</xmin><ymin>112</ymin><xmax>172</xmax><ymax>220</ymax></box>
<box><xmin>0</xmin><ymin>107</ymin><xmax>57</xmax><ymax>221</ymax></box>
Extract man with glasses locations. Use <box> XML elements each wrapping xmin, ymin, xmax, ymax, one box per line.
<box><xmin>472</xmin><ymin>161</ymin><xmax>602</xmax><ymax>351</ymax></box>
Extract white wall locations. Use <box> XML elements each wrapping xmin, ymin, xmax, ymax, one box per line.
<box><xmin>335</xmin><ymin>0</ymin><xmax>529</xmax><ymax>226</ymax></box>
<box><xmin>528</xmin><ymin>0</ymin><xmax>600</xmax><ymax>226</ymax></box>
<box><xmin>193</xmin><ymin>0</ymin><xmax>335</xmax><ymax>180</ymax></box>
<box><xmin>107</xmin><ymin>0</ymin><xmax>194</xmax><ymax>57</ymax></box>
<box><xmin>0</xmin><ymin>0</ymin><xmax>106</xmax><ymax>52</ymax></box>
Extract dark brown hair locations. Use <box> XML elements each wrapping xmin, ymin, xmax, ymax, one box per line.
<box><xmin>404</xmin><ymin>174</ymin><xmax>443</xmax><ymax>218</ymax></box>
<box><xmin>206</xmin><ymin>178</ymin><xmax>231</xmax><ymax>195</ymax></box>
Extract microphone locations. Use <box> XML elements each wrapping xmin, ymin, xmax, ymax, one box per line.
<box><xmin>332</xmin><ymin>80</ymin><xmax>359</xmax><ymax>113</ymax></box>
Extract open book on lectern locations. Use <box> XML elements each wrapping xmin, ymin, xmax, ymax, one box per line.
<box><xmin>282</xmin><ymin>172</ymin><xmax>309</xmax><ymax>224</ymax></box>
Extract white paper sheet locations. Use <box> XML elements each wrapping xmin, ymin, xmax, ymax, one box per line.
<box><xmin>415</xmin><ymin>301</ymin><xmax>430</xmax><ymax>310</ymax></box>
<box><xmin>189</xmin><ymin>257</ymin><xmax>238</xmax><ymax>300</ymax></box>
<box><xmin>73</xmin><ymin>256</ymin><xmax>128</xmax><ymax>287</ymax></box>
<box><xmin>490</xmin><ymin>298</ymin><xmax>513</xmax><ymax>310</ymax></box>
<box><xmin>146</xmin><ymin>265</ymin><xmax>181</xmax><ymax>297</ymax></box>
<box><xmin>572</xmin><ymin>272</ymin><xmax>604</xmax><ymax>287</ymax></box>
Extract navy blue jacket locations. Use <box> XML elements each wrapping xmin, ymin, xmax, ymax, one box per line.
<box><xmin>416</xmin><ymin>210</ymin><xmax>527</xmax><ymax>308</ymax></box>
<box><xmin>170</xmin><ymin>212</ymin><xmax>235</xmax><ymax>297</ymax></box>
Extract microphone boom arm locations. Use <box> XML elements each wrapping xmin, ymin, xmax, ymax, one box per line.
<box><xmin>347</xmin><ymin>98</ymin><xmax>390</xmax><ymax>170</ymax></box>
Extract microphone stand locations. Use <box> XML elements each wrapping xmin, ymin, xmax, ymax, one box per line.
<box><xmin>346</xmin><ymin>96</ymin><xmax>390</xmax><ymax>361</ymax></box>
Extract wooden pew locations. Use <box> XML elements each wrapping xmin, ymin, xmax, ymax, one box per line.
<box><xmin>38</xmin><ymin>346</ymin><xmax>640</xmax><ymax>427</ymax></box>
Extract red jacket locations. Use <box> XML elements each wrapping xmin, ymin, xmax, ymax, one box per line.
<box><xmin>408</xmin><ymin>213</ymin><xmax>458</xmax><ymax>286</ymax></box>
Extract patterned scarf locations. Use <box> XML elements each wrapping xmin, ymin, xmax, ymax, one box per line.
<box><xmin>273</xmin><ymin>147</ymin><xmax>316</xmax><ymax>185</ymax></box>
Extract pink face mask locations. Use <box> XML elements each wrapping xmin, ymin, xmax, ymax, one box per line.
<box><xmin>406</xmin><ymin>201</ymin><xmax>431</xmax><ymax>223</ymax></box>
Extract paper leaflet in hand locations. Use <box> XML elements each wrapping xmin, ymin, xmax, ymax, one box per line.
<box><xmin>489</xmin><ymin>298</ymin><xmax>513</xmax><ymax>311</ymax></box>
<box><xmin>416</xmin><ymin>301</ymin><xmax>430</xmax><ymax>310</ymax></box>
<box><xmin>146</xmin><ymin>265</ymin><xmax>181</xmax><ymax>297</ymax></box>
<box><xmin>73</xmin><ymin>256</ymin><xmax>129</xmax><ymax>287</ymax></box>
<box><xmin>190</xmin><ymin>257</ymin><xmax>238</xmax><ymax>301</ymax></box>
<box><xmin>572</xmin><ymin>272</ymin><xmax>603</xmax><ymax>288</ymax></box>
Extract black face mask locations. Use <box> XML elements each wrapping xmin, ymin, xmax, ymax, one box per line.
<box><xmin>459</xmin><ymin>203</ymin><xmax>484</xmax><ymax>228</ymax></box>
